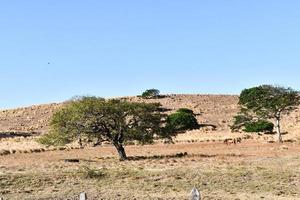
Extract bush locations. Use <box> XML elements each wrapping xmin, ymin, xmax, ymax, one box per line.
<box><xmin>177</xmin><ymin>108</ymin><xmax>195</xmax><ymax>115</ymax></box>
<box><xmin>230</xmin><ymin>114</ymin><xmax>252</xmax><ymax>132</ymax></box>
<box><xmin>142</xmin><ymin>89</ymin><xmax>160</xmax><ymax>99</ymax></box>
<box><xmin>166</xmin><ymin>110</ymin><xmax>199</xmax><ymax>132</ymax></box>
<box><xmin>244</xmin><ymin>120</ymin><xmax>274</xmax><ymax>133</ymax></box>
<box><xmin>78</xmin><ymin>166</ymin><xmax>105</xmax><ymax>179</ymax></box>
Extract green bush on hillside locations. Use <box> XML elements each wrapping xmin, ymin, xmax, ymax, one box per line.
<box><xmin>166</xmin><ymin>109</ymin><xmax>199</xmax><ymax>132</ymax></box>
<box><xmin>176</xmin><ymin>108</ymin><xmax>195</xmax><ymax>115</ymax></box>
<box><xmin>244</xmin><ymin>120</ymin><xmax>274</xmax><ymax>133</ymax></box>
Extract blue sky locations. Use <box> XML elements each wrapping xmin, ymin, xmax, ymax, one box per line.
<box><xmin>1</xmin><ymin>1</ymin><xmax>300</xmax><ymax>109</ymax></box>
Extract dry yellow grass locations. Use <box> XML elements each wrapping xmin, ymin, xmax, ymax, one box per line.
<box><xmin>0</xmin><ymin>141</ymin><xmax>299</xmax><ymax>200</ymax></box>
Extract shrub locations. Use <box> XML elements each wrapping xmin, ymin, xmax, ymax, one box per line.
<box><xmin>230</xmin><ymin>114</ymin><xmax>252</xmax><ymax>132</ymax></box>
<box><xmin>166</xmin><ymin>110</ymin><xmax>199</xmax><ymax>132</ymax></box>
<box><xmin>78</xmin><ymin>166</ymin><xmax>105</xmax><ymax>179</ymax></box>
<box><xmin>141</xmin><ymin>89</ymin><xmax>160</xmax><ymax>99</ymax></box>
<box><xmin>244</xmin><ymin>120</ymin><xmax>274</xmax><ymax>133</ymax></box>
<box><xmin>177</xmin><ymin>108</ymin><xmax>195</xmax><ymax>115</ymax></box>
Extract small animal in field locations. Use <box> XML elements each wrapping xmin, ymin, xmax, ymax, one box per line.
<box><xmin>224</xmin><ymin>137</ymin><xmax>242</xmax><ymax>145</ymax></box>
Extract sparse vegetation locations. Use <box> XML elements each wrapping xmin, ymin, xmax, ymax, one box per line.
<box><xmin>78</xmin><ymin>166</ymin><xmax>105</xmax><ymax>179</ymax></box>
<box><xmin>1</xmin><ymin>144</ymin><xmax>299</xmax><ymax>199</ymax></box>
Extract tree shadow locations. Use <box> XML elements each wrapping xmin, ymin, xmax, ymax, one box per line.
<box><xmin>198</xmin><ymin>124</ymin><xmax>217</xmax><ymax>130</ymax></box>
<box><xmin>0</xmin><ymin>132</ymin><xmax>38</xmax><ymax>139</ymax></box>
<box><xmin>127</xmin><ymin>152</ymin><xmax>189</xmax><ymax>161</ymax></box>
<box><xmin>157</xmin><ymin>107</ymin><xmax>172</xmax><ymax>112</ymax></box>
<box><xmin>127</xmin><ymin>152</ymin><xmax>245</xmax><ymax>161</ymax></box>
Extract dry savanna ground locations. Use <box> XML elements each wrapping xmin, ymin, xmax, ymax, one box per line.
<box><xmin>0</xmin><ymin>141</ymin><xmax>299</xmax><ymax>200</ymax></box>
<box><xmin>1</xmin><ymin>95</ymin><xmax>300</xmax><ymax>199</ymax></box>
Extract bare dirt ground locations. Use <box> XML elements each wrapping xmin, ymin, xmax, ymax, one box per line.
<box><xmin>0</xmin><ymin>141</ymin><xmax>299</xmax><ymax>200</ymax></box>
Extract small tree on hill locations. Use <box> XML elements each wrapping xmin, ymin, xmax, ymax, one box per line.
<box><xmin>142</xmin><ymin>89</ymin><xmax>160</xmax><ymax>99</ymax></box>
<box><xmin>39</xmin><ymin>97</ymin><xmax>177</xmax><ymax>160</ymax></box>
<box><xmin>233</xmin><ymin>85</ymin><xmax>300</xmax><ymax>142</ymax></box>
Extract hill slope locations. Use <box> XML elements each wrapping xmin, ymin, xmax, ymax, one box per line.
<box><xmin>0</xmin><ymin>95</ymin><xmax>238</xmax><ymax>134</ymax></box>
<box><xmin>0</xmin><ymin>94</ymin><xmax>299</xmax><ymax>139</ymax></box>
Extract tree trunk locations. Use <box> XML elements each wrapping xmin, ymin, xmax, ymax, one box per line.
<box><xmin>275</xmin><ymin>115</ymin><xmax>283</xmax><ymax>143</ymax></box>
<box><xmin>114</xmin><ymin>143</ymin><xmax>127</xmax><ymax>161</ymax></box>
<box><xmin>78</xmin><ymin>135</ymin><xmax>83</xmax><ymax>148</ymax></box>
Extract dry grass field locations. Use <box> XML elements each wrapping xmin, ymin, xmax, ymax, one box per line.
<box><xmin>1</xmin><ymin>95</ymin><xmax>300</xmax><ymax>199</ymax></box>
<box><xmin>0</xmin><ymin>141</ymin><xmax>299</xmax><ymax>200</ymax></box>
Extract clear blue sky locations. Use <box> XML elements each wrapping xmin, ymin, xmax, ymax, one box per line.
<box><xmin>1</xmin><ymin>1</ymin><xmax>300</xmax><ymax>109</ymax></box>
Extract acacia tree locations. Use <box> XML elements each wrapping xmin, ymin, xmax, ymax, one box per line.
<box><xmin>234</xmin><ymin>85</ymin><xmax>300</xmax><ymax>142</ymax></box>
<box><xmin>141</xmin><ymin>89</ymin><xmax>160</xmax><ymax>99</ymax></box>
<box><xmin>41</xmin><ymin>97</ymin><xmax>174</xmax><ymax>160</ymax></box>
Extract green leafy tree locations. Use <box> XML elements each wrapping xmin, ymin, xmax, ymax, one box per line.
<box><xmin>234</xmin><ymin>85</ymin><xmax>300</xmax><ymax>142</ymax></box>
<box><xmin>166</xmin><ymin>109</ymin><xmax>199</xmax><ymax>132</ymax></box>
<box><xmin>141</xmin><ymin>89</ymin><xmax>160</xmax><ymax>99</ymax></box>
<box><xmin>39</xmin><ymin>97</ymin><xmax>171</xmax><ymax>160</ymax></box>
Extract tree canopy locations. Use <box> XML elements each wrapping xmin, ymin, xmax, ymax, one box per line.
<box><xmin>39</xmin><ymin>97</ymin><xmax>178</xmax><ymax>160</ymax></box>
<box><xmin>232</xmin><ymin>85</ymin><xmax>300</xmax><ymax>142</ymax></box>
<box><xmin>141</xmin><ymin>89</ymin><xmax>160</xmax><ymax>99</ymax></box>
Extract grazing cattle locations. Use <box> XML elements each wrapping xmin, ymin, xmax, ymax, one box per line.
<box><xmin>224</xmin><ymin>137</ymin><xmax>242</xmax><ymax>145</ymax></box>
<box><xmin>235</xmin><ymin>137</ymin><xmax>242</xmax><ymax>143</ymax></box>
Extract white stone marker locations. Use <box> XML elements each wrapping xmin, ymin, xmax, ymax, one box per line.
<box><xmin>79</xmin><ymin>192</ymin><xmax>87</xmax><ymax>200</ymax></box>
<box><xmin>191</xmin><ymin>187</ymin><xmax>201</xmax><ymax>200</ymax></box>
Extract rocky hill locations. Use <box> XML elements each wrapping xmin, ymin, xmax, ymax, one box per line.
<box><xmin>0</xmin><ymin>94</ymin><xmax>300</xmax><ymax>138</ymax></box>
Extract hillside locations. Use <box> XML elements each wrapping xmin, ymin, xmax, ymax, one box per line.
<box><xmin>0</xmin><ymin>95</ymin><xmax>238</xmax><ymax>134</ymax></box>
<box><xmin>0</xmin><ymin>94</ymin><xmax>300</xmax><ymax>139</ymax></box>
<box><xmin>0</xmin><ymin>103</ymin><xmax>63</xmax><ymax>134</ymax></box>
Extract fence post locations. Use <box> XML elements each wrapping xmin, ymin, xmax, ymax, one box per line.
<box><xmin>79</xmin><ymin>192</ymin><xmax>87</xmax><ymax>200</ymax></box>
<box><xmin>191</xmin><ymin>187</ymin><xmax>201</xmax><ymax>200</ymax></box>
